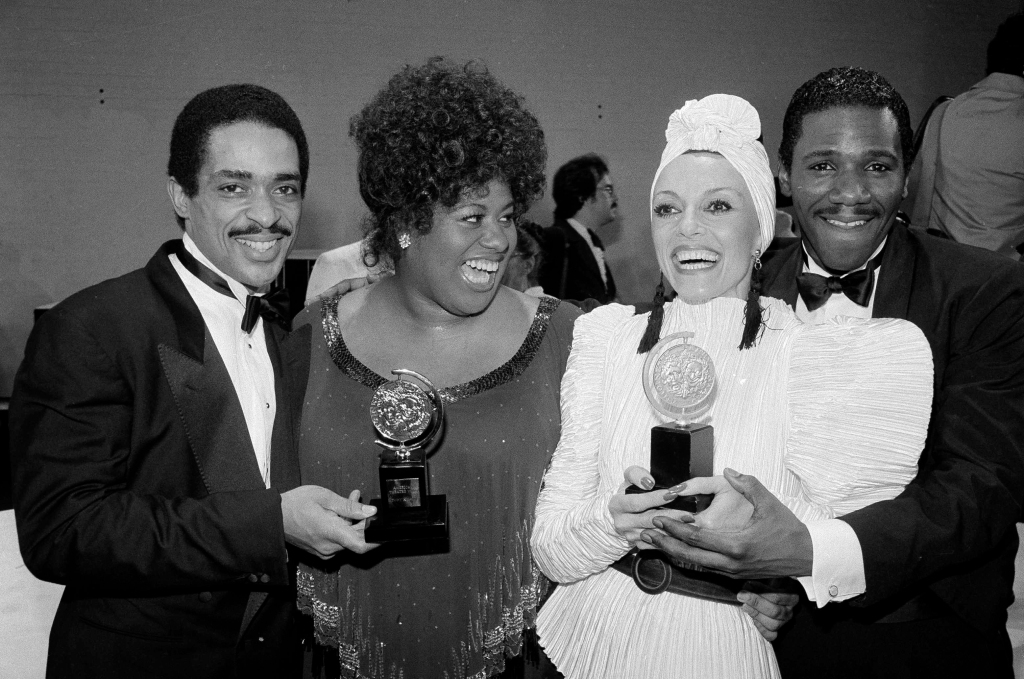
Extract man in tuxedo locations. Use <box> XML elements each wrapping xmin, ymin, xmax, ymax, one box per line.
<box><xmin>10</xmin><ymin>84</ymin><xmax>376</xmax><ymax>679</ymax></box>
<box><xmin>643</xmin><ymin>67</ymin><xmax>1024</xmax><ymax>677</ymax></box>
<box><xmin>538</xmin><ymin>153</ymin><xmax>618</xmax><ymax>304</ymax></box>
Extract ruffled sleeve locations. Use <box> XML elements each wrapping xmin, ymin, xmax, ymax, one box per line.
<box><xmin>531</xmin><ymin>305</ymin><xmax>635</xmax><ymax>583</ymax></box>
<box><xmin>786</xmin><ymin>317</ymin><xmax>934</xmax><ymax>517</ymax></box>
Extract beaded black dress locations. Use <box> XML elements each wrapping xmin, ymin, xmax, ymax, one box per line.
<box><xmin>296</xmin><ymin>295</ymin><xmax>578</xmax><ymax>679</ymax></box>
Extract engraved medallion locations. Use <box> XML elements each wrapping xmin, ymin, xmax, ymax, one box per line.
<box><xmin>369</xmin><ymin>369</ymin><xmax>443</xmax><ymax>455</ymax></box>
<box><xmin>642</xmin><ymin>331</ymin><xmax>717</xmax><ymax>422</ymax></box>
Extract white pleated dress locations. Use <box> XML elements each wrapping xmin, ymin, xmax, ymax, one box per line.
<box><xmin>532</xmin><ymin>296</ymin><xmax>933</xmax><ymax>679</ymax></box>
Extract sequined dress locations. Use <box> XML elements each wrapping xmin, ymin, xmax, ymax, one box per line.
<box><xmin>531</xmin><ymin>297</ymin><xmax>934</xmax><ymax>679</ymax></box>
<box><xmin>297</xmin><ymin>295</ymin><xmax>578</xmax><ymax>679</ymax></box>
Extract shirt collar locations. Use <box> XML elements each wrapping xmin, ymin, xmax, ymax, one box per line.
<box><xmin>567</xmin><ymin>218</ymin><xmax>596</xmax><ymax>248</ymax></box>
<box><xmin>181</xmin><ymin>233</ymin><xmax>252</xmax><ymax>304</ymax></box>
<box><xmin>802</xmin><ymin>237</ymin><xmax>887</xmax><ymax>276</ymax></box>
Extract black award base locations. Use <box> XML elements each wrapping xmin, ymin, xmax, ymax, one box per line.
<box><xmin>364</xmin><ymin>494</ymin><xmax>449</xmax><ymax>543</ymax></box>
<box><xmin>626</xmin><ymin>422</ymin><xmax>714</xmax><ymax>512</ymax></box>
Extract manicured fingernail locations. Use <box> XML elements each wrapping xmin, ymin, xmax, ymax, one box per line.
<box><xmin>362</xmin><ymin>505</ymin><xmax>377</xmax><ymax>516</ymax></box>
<box><xmin>663</xmin><ymin>491</ymin><xmax>678</xmax><ymax>502</ymax></box>
<box><xmin>652</xmin><ymin>518</ymin><xmax>664</xmax><ymax>529</ymax></box>
<box><xmin>668</xmin><ymin>482</ymin><xmax>687</xmax><ymax>493</ymax></box>
<box><xmin>724</xmin><ymin>468</ymin><xmax>740</xmax><ymax>477</ymax></box>
<box><xmin>640</xmin><ymin>477</ymin><xmax>655</xmax><ymax>490</ymax></box>
<box><xmin>640</xmin><ymin>532</ymin><xmax>654</xmax><ymax>543</ymax></box>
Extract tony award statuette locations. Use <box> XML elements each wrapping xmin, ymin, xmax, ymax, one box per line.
<box><xmin>626</xmin><ymin>331</ymin><xmax>716</xmax><ymax>513</ymax></box>
<box><xmin>363</xmin><ymin>369</ymin><xmax>449</xmax><ymax>543</ymax></box>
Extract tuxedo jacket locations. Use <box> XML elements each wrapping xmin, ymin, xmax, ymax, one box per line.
<box><xmin>762</xmin><ymin>224</ymin><xmax>1024</xmax><ymax>638</ymax></box>
<box><xmin>538</xmin><ymin>218</ymin><xmax>617</xmax><ymax>304</ymax></box>
<box><xmin>10</xmin><ymin>241</ymin><xmax>311</xmax><ymax>679</ymax></box>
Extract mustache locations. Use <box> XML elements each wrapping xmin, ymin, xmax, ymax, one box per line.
<box><xmin>228</xmin><ymin>223</ymin><xmax>293</xmax><ymax>238</ymax></box>
<box><xmin>814</xmin><ymin>206</ymin><xmax>879</xmax><ymax>219</ymax></box>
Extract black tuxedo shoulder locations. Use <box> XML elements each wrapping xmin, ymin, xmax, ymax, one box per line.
<box><xmin>762</xmin><ymin>236</ymin><xmax>800</xmax><ymax>260</ymax></box>
<box><xmin>906</xmin><ymin>228</ymin><xmax>1024</xmax><ymax>288</ymax></box>
<box><xmin>38</xmin><ymin>265</ymin><xmax>177</xmax><ymax>351</ymax></box>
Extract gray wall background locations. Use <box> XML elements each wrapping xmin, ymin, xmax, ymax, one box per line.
<box><xmin>1</xmin><ymin>0</ymin><xmax>1020</xmax><ymax>395</ymax></box>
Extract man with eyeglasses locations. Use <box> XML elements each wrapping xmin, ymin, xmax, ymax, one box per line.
<box><xmin>538</xmin><ymin>153</ymin><xmax>619</xmax><ymax>304</ymax></box>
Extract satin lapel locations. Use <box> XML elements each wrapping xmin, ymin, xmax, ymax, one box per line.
<box><xmin>872</xmin><ymin>224</ymin><xmax>915</xmax><ymax>320</ymax></box>
<box><xmin>159</xmin><ymin>330</ymin><xmax>264</xmax><ymax>495</ymax></box>
<box><xmin>150</xmin><ymin>239</ymin><xmax>277</xmax><ymax>640</ymax></box>
<box><xmin>147</xmin><ymin>240</ymin><xmax>205</xmax><ymax>362</ymax></box>
<box><xmin>761</xmin><ymin>237</ymin><xmax>803</xmax><ymax>309</ymax></box>
<box><xmin>266</xmin><ymin>323</ymin><xmax>310</xmax><ymax>492</ymax></box>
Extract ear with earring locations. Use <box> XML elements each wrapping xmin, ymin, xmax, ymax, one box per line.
<box><xmin>398</xmin><ymin>232</ymin><xmax>412</xmax><ymax>250</ymax></box>
<box><xmin>740</xmin><ymin>249</ymin><xmax>764</xmax><ymax>350</ymax></box>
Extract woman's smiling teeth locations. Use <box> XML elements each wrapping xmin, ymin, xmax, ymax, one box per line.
<box><xmin>462</xmin><ymin>258</ymin><xmax>499</xmax><ymax>284</ymax></box>
<box><xmin>675</xmin><ymin>249</ymin><xmax>719</xmax><ymax>270</ymax></box>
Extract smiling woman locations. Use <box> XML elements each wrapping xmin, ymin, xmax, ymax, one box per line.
<box><xmin>292</xmin><ymin>58</ymin><xmax>578</xmax><ymax>679</ymax></box>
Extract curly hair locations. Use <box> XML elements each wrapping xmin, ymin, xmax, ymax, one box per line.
<box><xmin>779</xmin><ymin>67</ymin><xmax>914</xmax><ymax>173</ymax></box>
<box><xmin>351</xmin><ymin>57</ymin><xmax>547</xmax><ymax>269</ymax></box>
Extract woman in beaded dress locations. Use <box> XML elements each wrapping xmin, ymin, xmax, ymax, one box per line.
<box><xmin>530</xmin><ymin>94</ymin><xmax>935</xmax><ymax>678</ymax></box>
<box><xmin>293</xmin><ymin>58</ymin><xmax>578</xmax><ymax>679</ymax></box>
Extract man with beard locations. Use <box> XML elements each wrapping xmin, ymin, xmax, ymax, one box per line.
<box><xmin>538</xmin><ymin>153</ymin><xmax>619</xmax><ymax>304</ymax></box>
<box><xmin>643</xmin><ymin>67</ymin><xmax>1024</xmax><ymax>677</ymax></box>
<box><xmin>10</xmin><ymin>84</ymin><xmax>376</xmax><ymax>679</ymax></box>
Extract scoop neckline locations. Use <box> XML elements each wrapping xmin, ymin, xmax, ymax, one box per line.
<box><xmin>319</xmin><ymin>294</ymin><xmax>560</xmax><ymax>404</ymax></box>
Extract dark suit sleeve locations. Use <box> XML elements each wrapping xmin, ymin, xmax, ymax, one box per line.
<box><xmin>842</xmin><ymin>264</ymin><xmax>1024</xmax><ymax>606</ymax></box>
<box><xmin>11</xmin><ymin>306</ymin><xmax>289</xmax><ymax>593</ymax></box>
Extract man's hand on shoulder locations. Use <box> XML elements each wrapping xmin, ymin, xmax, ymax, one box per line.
<box><xmin>641</xmin><ymin>468</ymin><xmax>813</xmax><ymax>579</ymax></box>
<box><xmin>281</xmin><ymin>486</ymin><xmax>379</xmax><ymax>558</ymax></box>
<box><xmin>305</xmin><ymin>272</ymin><xmax>388</xmax><ymax>306</ymax></box>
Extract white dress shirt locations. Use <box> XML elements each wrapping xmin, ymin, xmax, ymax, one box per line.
<box><xmin>793</xmin><ymin>238</ymin><xmax>887</xmax><ymax>605</ymax></box>
<box><xmin>567</xmin><ymin>218</ymin><xmax>608</xmax><ymax>287</ymax></box>
<box><xmin>169</xmin><ymin>234</ymin><xmax>277</xmax><ymax>488</ymax></box>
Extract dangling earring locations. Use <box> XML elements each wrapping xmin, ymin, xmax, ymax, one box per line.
<box><xmin>740</xmin><ymin>250</ymin><xmax>764</xmax><ymax>351</ymax></box>
<box><xmin>398</xmin><ymin>232</ymin><xmax>412</xmax><ymax>250</ymax></box>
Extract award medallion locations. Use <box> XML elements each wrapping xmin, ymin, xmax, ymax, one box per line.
<box><xmin>642</xmin><ymin>331</ymin><xmax>717</xmax><ymax>421</ymax></box>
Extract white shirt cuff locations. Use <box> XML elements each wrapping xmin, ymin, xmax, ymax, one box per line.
<box><xmin>795</xmin><ymin>519</ymin><xmax>866</xmax><ymax>607</ymax></box>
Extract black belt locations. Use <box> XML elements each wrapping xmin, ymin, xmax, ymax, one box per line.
<box><xmin>610</xmin><ymin>549</ymin><xmax>797</xmax><ymax>606</ymax></box>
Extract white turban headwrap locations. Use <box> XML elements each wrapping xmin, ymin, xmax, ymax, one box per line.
<box><xmin>651</xmin><ymin>94</ymin><xmax>775</xmax><ymax>251</ymax></box>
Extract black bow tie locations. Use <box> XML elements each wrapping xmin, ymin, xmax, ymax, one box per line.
<box><xmin>796</xmin><ymin>252</ymin><xmax>883</xmax><ymax>312</ymax></box>
<box><xmin>175</xmin><ymin>244</ymin><xmax>291</xmax><ymax>332</ymax></box>
<box><xmin>241</xmin><ymin>288</ymin><xmax>292</xmax><ymax>333</ymax></box>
